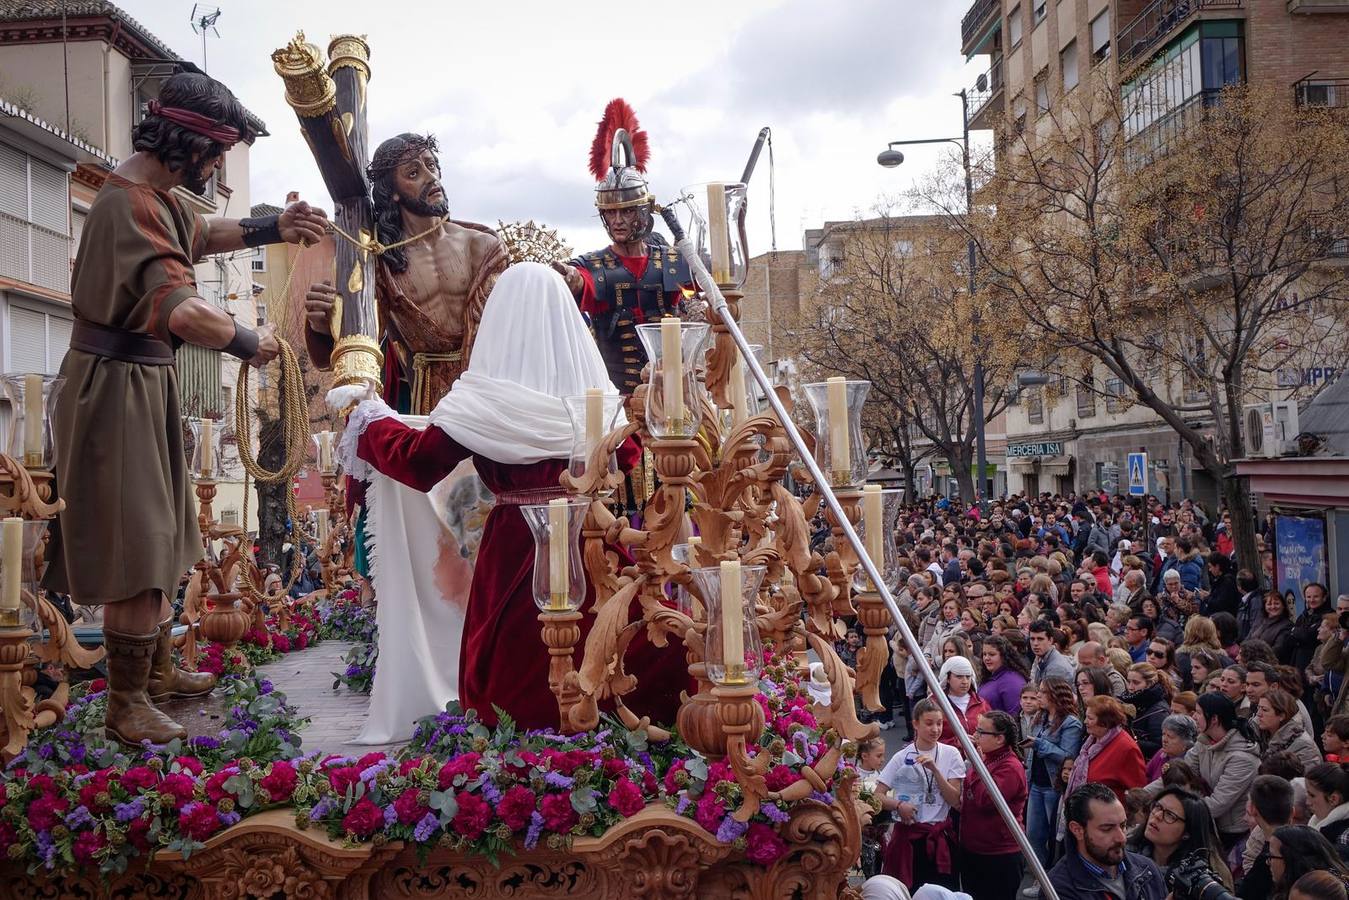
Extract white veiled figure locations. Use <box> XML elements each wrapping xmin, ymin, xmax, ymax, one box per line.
<box><xmin>337</xmin><ymin>262</ymin><xmax>623</xmax><ymax>743</ymax></box>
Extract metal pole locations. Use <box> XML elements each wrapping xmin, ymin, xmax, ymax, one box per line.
<box><xmin>963</xmin><ymin>89</ymin><xmax>989</xmax><ymax>512</ymax></box>
<box><xmin>671</xmin><ymin>236</ymin><xmax>1060</xmax><ymax>900</ymax></box>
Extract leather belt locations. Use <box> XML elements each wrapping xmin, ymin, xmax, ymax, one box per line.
<box><xmin>496</xmin><ymin>488</ymin><xmax>567</xmax><ymax>506</ymax></box>
<box><xmin>70</xmin><ymin>319</ymin><xmax>175</xmax><ymax>365</ymax></box>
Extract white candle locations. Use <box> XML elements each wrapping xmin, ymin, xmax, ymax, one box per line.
<box><xmin>200</xmin><ymin>418</ymin><xmax>214</xmax><ymax>476</ymax></box>
<box><xmin>826</xmin><ymin>377</ymin><xmax>850</xmax><ymax>477</ymax></box>
<box><xmin>316</xmin><ymin>509</ymin><xmax>330</xmax><ymax>544</ymax></box>
<box><xmin>863</xmin><ymin>484</ymin><xmax>883</xmax><ymax>573</ymax></box>
<box><xmin>730</xmin><ymin>349</ymin><xmax>748</xmax><ymax>427</ymax></box>
<box><xmin>317</xmin><ymin>432</ymin><xmax>334</xmax><ymax>472</ymax></box>
<box><xmin>1</xmin><ymin>517</ymin><xmax>21</xmax><ymax>610</ymax></box>
<box><xmin>584</xmin><ymin>388</ymin><xmax>603</xmax><ymax>462</ymax></box>
<box><xmin>661</xmin><ymin>317</ymin><xmax>683</xmax><ymax>432</ymax></box>
<box><xmin>547</xmin><ymin>498</ymin><xmax>568</xmax><ymax>611</ymax></box>
<box><xmin>22</xmin><ymin>374</ymin><xmax>42</xmax><ymax>466</ymax></box>
<box><xmin>720</xmin><ymin>559</ymin><xmax>744</xmax><ymax>682</ymax></box>
<box><xmin>707</xmin><ymin>182</ymin><xmax>730</xmax><ymax>285</ymax></box>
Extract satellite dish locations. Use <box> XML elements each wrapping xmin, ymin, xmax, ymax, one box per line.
<box><xmin>976</xmin><ymin>73</ymin><xmax>989</xmax><ymax>92</ymax></box>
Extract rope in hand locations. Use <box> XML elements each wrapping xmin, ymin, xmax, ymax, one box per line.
<box><xmin>233</xmin><ymin>245</ymin><xmax>317</xmax><ymax>602</ymax></box>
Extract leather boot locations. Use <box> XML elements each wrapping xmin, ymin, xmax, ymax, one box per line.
<box><xmin>148</xmin><ymin>619</ymin><xmax>216</xmax><ymax>701</ymax></box>
<box><xmin>104</xmin><ymin>628</ymin><xmax>187</xmax><ymax>746</ymax></box>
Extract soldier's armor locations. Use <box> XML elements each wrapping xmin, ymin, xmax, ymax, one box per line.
<box><xmin>572</xmin><ymin>236</ymin><xmax>691</xmax><ymax>394</ymax></box>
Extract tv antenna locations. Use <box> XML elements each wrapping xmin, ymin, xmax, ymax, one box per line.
<box><xmin>189</xmin><ymin>4</ymin><xmax>222</xmax><ymax>72</ymax></box>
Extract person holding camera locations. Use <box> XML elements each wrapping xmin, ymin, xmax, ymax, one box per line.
<box><xmin>1049</xmin><ymin>783</ymin><xmax>1167</xmax><ymax>900</ymax></box>
<box><xmin>1126</xmin><ymin>787</ymin><xmax>1233</xmax><ymax>888</ymax></box>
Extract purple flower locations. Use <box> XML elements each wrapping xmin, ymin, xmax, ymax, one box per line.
<box><xmin>219</xmin><ymin>810</ymin><xmax>241</xmax><ymax>827</ymax></box>
<box><xmin>383</xmin><ymin>803</ymin><xmax>398</xmax><ymax>827</ymax></box>
<box><xmin>413</xmin><ymin>812</ymin><xmax>438</xmax><ymax>842</ymax></box>
<box><xmin>676</xmin><ymin>794</ymin><xmax>692</xmax><ymax>815</ymax></box>
<box><xmin>35</xmin><ymin>831</ymin><xmax>56</xmax><ymax>869</ymax></box>
<box><xmin>543</xmin><ymin>771</ymin><xmax>573</xmax><ymax>790</ymax></box>
<box><xmin>761</xmin><ymin>802</ymin><xmax>790</xmax><ymax>824</ymax></box>
<box><xmin>361</xmin><ymin>759</ymin><xmax>394</xmax><ymax>783</ymax></box>
<box><xmin>38</xmin><ymin>743</ymin><xmax>53</xmax><ymax>759</ymax></box>
<box><xmin>479</xmin><ymin>779</ymin><xmax>501</xmax><ymax>805</ymax></box>
<box><xmin>70</xmin><ymin>744</ymin><xmax>87</xmax><ymax>764</ymax></box>
<box><xmin>809</xmin><ymin>791</ymin><xmax>832</xmax><ymax>804</ymax></box>
<box><xmin>308</xmin><ymin>796</ymin><xmax>337</xmax><ymax>821</ymax></box>
<box><xmin>258</xmin><ymin>679</ymin><xmax>274</xmax><ymax>695</ymax></box>
<box><xmin>114</xmin><ymin>798</ymin><xmax>146</xmax><ymax>823</ymax></box>
<box><xmin>716</xmin><ymin>815</ymin><xmax>748</xmax><ymax>843</ymax></box>
<box><xmin>593</xmin><ymin>729</ymin><xmax>611</xmax><ymax>743</ymax></box>
<box><xmin>524</xmin><ymin>811</ymin><xmax>544</xmax><ymax>850</ymax></box>
<box><xmin>65</xmin><ymin>805</ymin><xmax>94</xmax><ymax>829</ymax></box>
<box><xmin>188</xmin><ymin>736</ymin><xmax>221</xmax><ymax>751</ymax></box>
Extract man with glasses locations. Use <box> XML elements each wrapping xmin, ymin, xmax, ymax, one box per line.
<box><xmin>1126</xmin><ymin>616</ymin><xmax>1155</xmax><ymax>663</ymax></box>
<box><xmin>555</xmin><ymin>99</ymin><xmax>691</xmax><ymax>395</ymax></box>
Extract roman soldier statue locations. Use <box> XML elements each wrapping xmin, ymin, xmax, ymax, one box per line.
<box><xmin>554</xmin><ymin>99</ymin><xmax>691</xmax><ymax>395</ymax></box>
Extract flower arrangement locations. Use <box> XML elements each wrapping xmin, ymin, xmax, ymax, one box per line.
<box><xmin>317</xmin><ymin>592</ymin><xmax>378</xmax><ymax>694</ymax></box>
<box><xmin>1</xmin><ymin>645</ymin><xmax>861</xmax><ymax>877</ymax></box>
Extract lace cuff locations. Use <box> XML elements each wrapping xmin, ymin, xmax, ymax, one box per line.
<box><xmin>338</xmin><ymin>398</ymin><xmax>396</xmax><ymax>482</ymax></box>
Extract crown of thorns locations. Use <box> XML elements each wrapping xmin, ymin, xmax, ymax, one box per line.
<box><xmin>366</xmin><ymin>134</ymin><xmax>439</xmax><ymax>180</ymax></box>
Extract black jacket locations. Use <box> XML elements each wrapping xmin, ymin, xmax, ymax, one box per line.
<box><xmin>1236</xmin><ymin>847</ymin><xmax>1272</xmax><ymax>900</ymax></box>
<box><xmin>1202</xmin><ymin>572</ymin><xmax>1239</xmax><ymax>618</ymax></box>
<box><xmin>1049</xmin><ymin>845</ymin><xmax>1167</xmax><ymax>900</ymax></box>
<box><xmin>1292</xmin><ymin>606</ymin><xmax>1330</xmax><ymax>674</ymax></box>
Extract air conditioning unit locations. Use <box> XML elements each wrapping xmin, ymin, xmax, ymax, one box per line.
<box><xmin>1243</xmin><ymin>404</ymin><xmax>1275</xmax><ymax>458</ymax></box>
<box><xmin>1243</xmin><ymin>403</ymin><xmax>1298</xmax><ymax>458</ymax></box>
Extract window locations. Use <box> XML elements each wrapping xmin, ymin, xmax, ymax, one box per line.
<box><xmin>894</xmin><ymin>239</ymin><xmax>914</xmax><ymax>257</ymax></box>
<box><xmin>0</xmin><ymin>142</ymin><xmax>71</xmax><ymax>293</ymax></box>
<box><xmin>1062</xmin><ymin>40</ymin><xmax>1079</xmax><ymax>92</ymax></box>
<box><xmin>1076</xmin><ymin>376</ymin><xmax>1096</xmax><ymax>418</ymax></box>
<box><xmin>1105</xmin><ymin>377</ymin><xmax>1127</xmax><ymax>413</ymax></box>
<box><xmin>1200</xmin><ymin>29</ymin><xmax>1241</xmax><ymax>92</ymax></box>
<box><xmin>1035</xmin><ymin>75</ymin><xmax>1050</xmax><ymax>113</ymax></box>
<box><xmin>251</xmin><ymin>246</ymin><xmax>267</xmax><ymax>273</ymax></box>
<box><xmin>1033</xmin><ymin>1</ymin><xmax>1047</xmax><ymax>25</ymax></box>
<box><xmin>1297</xmin><ymin>82</ymin><xmax>1341</xmax><ymax>107</ymax></box>
<box><xmin>1091</xmin><ymin>11</ymin><xmax>1110</xmax><ymax>63</ymax></box>
<box><xmin>1008</xmin><ymin>6</ymin><xmax>1023</xmax><ymax>46</ymax></box>
<box><xmin>8</xmin><ymin>303</ymin><xmax>72</xmax><ymax>374</ymax></box>
<box><xmin>1028</xmin><ymin>391</ymin><xmax>1045</xmax><ymax>424</ymax></box>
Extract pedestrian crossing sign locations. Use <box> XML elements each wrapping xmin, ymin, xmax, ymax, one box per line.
<box><xmin>1127</xmin><ymin>452</ymin><xmax>1147</xmax><ymax>496</ymax></box>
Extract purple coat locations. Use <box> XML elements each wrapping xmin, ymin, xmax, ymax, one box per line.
<box><xmin>981</xmin><ymin>666</ymin><xmax>1027</xmax><ymax>716</ymax></box>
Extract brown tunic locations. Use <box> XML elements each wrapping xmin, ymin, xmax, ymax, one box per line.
<box><xmin>44</xmin><ymin>174</ymin><xmax>206</xmax><ymax>602</ymax></box>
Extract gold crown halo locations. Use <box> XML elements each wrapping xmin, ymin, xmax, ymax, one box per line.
<box><xmin>496</xmin><ymin>220</ymin><xmax>574</xmax><ymax>267</ymax></box>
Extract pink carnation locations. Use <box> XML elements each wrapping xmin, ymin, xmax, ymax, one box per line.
<box><xmin>746</xmin><ymin>823</ymin><xmax>789</xmax><ymax>866</ymax></box>
<box><xmin>437</xmin><ymin>752</ymin><xmax>481</xmax><ymax>789</ymax></box>
<box><xmin>694</xmin><ymin>793</ymin><xmax>725</xmax><ymax>833</ymax></box>
<box><xmin>340</xmin><ymin>797</ymin><xmax>383</xmax><ymax>838</ymax></box>
<box><xmin>27</xmin><ymin>794</ymin><xmax>68</xmax><ymax>831</ymax></box>
<box><xmin>498</xmin><ymin>785</ymin><xmax>537</xmax><ymax>831</ymax></box>
<box><xmin>607</xmin><ymin>778</ymin><xmax>645</xmax><ymax>818</ymax></box>
<box><xmin>72</xmin><ymin>830</ymin><xmax>106</xmax><ymax>865</ymax></box>
<box><xmin>259</xmin><ymin>761</ymin><xmax>298</xmax><ymax>803</ymax></box>
<box><xmin>179</xmin><ymin>803</ymin><xmax>222</xmax><ymax>842</ymax></box>
<box><xmin>540</xmin><ymin>793</ymin><xmax>577</xmax><ymax>833</ymax></box>
<box><xmin>393</xmin><ymin>788</ymin><xmax>429</xmax><ymax>826</ymax></box>
<box><xmin>452</xmin><ymin>790</ymin><xmax>493</xmax><ymax>840</ymax></box>
<box><xmin>174</xmin><ymin>756</ymin><xmax>205</xmax><ymax>776</ymax></box>
<box><xmin>159</xmin><ymin>773</ymin><xmax>197</xmax><ymax>810</ymax></box>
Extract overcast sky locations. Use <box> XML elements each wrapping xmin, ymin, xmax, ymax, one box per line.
<box><xmin>121</xmin><ymin>0</ymin><xmax>982</xmax><ymax>254</ymax></box>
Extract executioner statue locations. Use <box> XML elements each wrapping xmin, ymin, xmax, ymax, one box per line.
<box><xmin>304</xmin><ymin>134</ymin><xmax>508</xmax><ymax>414</ymax></box>
<box><xmin>554</xmin><ymin>99</ymin><xmax>691</xmax><ymax>396</ymax></box>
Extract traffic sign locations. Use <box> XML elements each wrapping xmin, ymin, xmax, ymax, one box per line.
<box><xmin>1127</xmin><ymin>452</ymin><xmax>1148</xmax><ymax>497</ymax></box>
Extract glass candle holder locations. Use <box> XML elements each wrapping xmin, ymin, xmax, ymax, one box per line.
<box><xmin>312</xmin><ymin>431</ymin><xmax>339</xmax><ymax>476</ymax></box>
<box><xmin>0</xmin><ymin>518</ymin><xmax>46</xmax><ymax>628</ymax></box>
<box><xmin>636</xmin><ymin>320</ymin><xmax>709</xmax><ymax>439</ymax></box>
<box><xmin>520</xmin><ymin>498</ymin><xmax>590</xmax><ymax>612</ymax></box>
<box><xmin>852</xmin><ymin>486</ymin><xmax>905</xmax><ymax>593</ymax></box>
<box><xmin>562</xmin><ymin>392</ymin><xmax>626</xmax><ymax>495</ymax></box>
<box><xmin>1</xmin><ymin>374</ymin><xmax>65</xmax><ymax>469</ymax></box>
<box><xmin>670</xmin><ymin>542</ymin><xmax>703</xmax><ymax>619</ymax></box>
<box><xmin>691</xmin><ymin>562</ymin><xmax>765</xmax><ymax>686</ymax></box>
<box><xmin>677</xmin><ymin>182</ymin><xmax>750</xmax><ymax>289</ymax></box>
<box><xmin>802</xmin><ymin>379</ymin><xmax>871</xmax><ymax>489</ymax></box>
<box><xmin>187</xmin><ymin>417</ymin><xmax>226</xmax><ymax>480</ymax></box>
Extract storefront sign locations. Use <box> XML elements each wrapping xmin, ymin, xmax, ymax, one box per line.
<box><xmin>1007</xmin><ymin>442</ymin><xmax>1064</xmax><ymax>458</ymax></box>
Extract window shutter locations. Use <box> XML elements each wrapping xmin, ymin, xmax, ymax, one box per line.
<box><xmin>1091</xmin><ymin>12</ymin><xmax>1110</xmax><ymax>57</ymax></box>
<box><xmin>0</xmin><ymin>143</ymin><xmax>25</xmax><ymax>220</ymax></box>
<box><xmin>71</xmin><ymin>209</ymin><xmax>86</xmax><ymax>260</ymax></box>
<box><xmin>47</xmin><ymin>313</ymin><xmax>72</xmax><ymax>373</ymax></box>
<box><xmin>27</xmin><ymin>159</ymin><xmax>66</xmax><ymax>233</ymax></box>
<box><xmin>10</xmin><ymin>306</ymin><xmax>47</xmax><ymax>374</ymax></box>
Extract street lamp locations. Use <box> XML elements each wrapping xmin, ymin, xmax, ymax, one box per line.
<box><xmin>877</xmin><ymin>89</ymin><xmax>988</xmax><ymax>511</ymax></box>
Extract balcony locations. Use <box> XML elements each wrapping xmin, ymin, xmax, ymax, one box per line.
<box><xmin>968</xmin><ymin>57</ymin><xmax>1005</xmax><ymax>130</ymax></box>
<box><xmin>1117</xmin><ymin>0</ymin><xmax>1243</xmax><ymax>71</ymax></box>
<box><xmin>1294</xmin><ymin>75</ymin><xmax>1349</xmax><ymax>108</ymax></box>
<box><xmin>1288</xmin><ymin>0</ymin><xmax>1349</xmax><ymax>11</ymax></box>
<box><xmin>1124</xmin><ymin>89</ymin><xmax>1218</xmax><ymax>171</ymax></box>
<box><xmin>962</xmin><ymin>0</ymin><xmax>1002</xmax><ymax>57</ymax></box>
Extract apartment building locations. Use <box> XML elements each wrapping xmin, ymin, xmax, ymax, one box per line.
<box><xmin>0</xmin><ymin>1</ymin><xmax>266</xmax><ymax>529</ymax></box>
<box><xmin>960</xmin><ymin>0</ymin><xmax>1349</xmax><ymax>503</ymax></box>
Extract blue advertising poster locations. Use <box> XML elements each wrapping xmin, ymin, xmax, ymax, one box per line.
<box><xmin>1275</xmin><ymin>514</ymin><xmax>1328</xmax><ymax>616</ymax></box>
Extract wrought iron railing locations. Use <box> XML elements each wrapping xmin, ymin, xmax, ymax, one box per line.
<box><xmin>1117</xmin><ymin>0</ymin><xmax>1243</xmax><ymax>67</ymax></box>
<box><xmin>1293</xmin><ymin>75</ymin><xmax>1349</xmax><ymax>109</ymax></box>
<box><xmin>962</xmin><ymin>0</ymin><xmax>1002</xmax><ymax>50</ymax></box>
<box><xmin>969</xmin><ymin>57</ymin><xmax>1005</xmax><ymax>124</ymax></box>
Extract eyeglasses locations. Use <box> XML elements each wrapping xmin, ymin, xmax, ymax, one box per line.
<box><xmin>1149</xmin><ymin>805</ymin><xmax>1183</xmax><ymax>825</ymax></box>
<box><xmin>1148</xmin><ymin>649</ymin><xmax>1166</xmax><ymax>658</ymax></box>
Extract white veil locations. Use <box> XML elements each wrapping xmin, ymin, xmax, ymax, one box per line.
<box><xmin>427</xmin><ymin>262</ymin><xmax>624</xmax><ymax>464</ymax></box>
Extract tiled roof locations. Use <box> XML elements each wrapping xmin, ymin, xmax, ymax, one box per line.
<box><xmin>250</xmin><ymin>203</ymin><xmax>284</xmax><ymax>217</ymax></box>
<box><xmin>0</xmin><ymin>1</ymin><xmax>267</xmax><ymax>137</ymax></box>
<box><xmin>0</xmin><ymin>95</ymin><xmax>117</xmax><ymax>165</ymax></box>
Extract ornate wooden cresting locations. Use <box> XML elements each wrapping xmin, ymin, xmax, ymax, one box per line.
<box><xmin>0</xmin><ymin>802</ymin><xmax>865</xmax><ymax>899</ymax></box>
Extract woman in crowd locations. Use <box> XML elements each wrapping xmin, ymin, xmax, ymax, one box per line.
<box><xmin>979</xmin><ymin>634</ymin><xmax>1029</xmax><ymax>716</ymax></box>
<box><xmin>1249</xmin><ymin>592</ymin><xmax>1296</xmax><ymax>664</ymax></box>
<box><xmin>1146</xmin><ymin>635</ymin><xmax>1180</xmax><ymax>682</ymax></box>
<box><xmin>960</xmin><ymin>607</ymin><xmax>989</xmax><ymax>657</ymax></box>
<box><xmin>1141</xmin><ymin>595</ymin><xmax>1183</xmax><ymax>644</ymax></box>
<box><xmin>1170</xmin><ymin>691</ymin><xmax>1204</xmax><ymax>733</ymax></box>
<box><xmin>1074</xmin><ymin>666</ymin><xmax>1113</xmax><ymax>715</ymax></box>
<box><xmin>1064</xmin><ymin>695</ymin><xmax>1147</xmax><ymax>805</ymax></box>
<box><xmin>1145</xmin><ymin>713</ymin><xmax>1199</xmax><ymax>782</ymax></box>
<box><xmin>925</xmin><ymin>593</ymin><xmax>966</xmax><ymax>663</ymax></box>
<box><xmin>1218</xmin><ymin>665</ymin><xmax>1252</xmax><ymax>717</ymax></box>
<box><xmin>958</xmin><ymin>710</ymin><xmax>1029</xmax><ymax>900</ymax></box>
<box><xmin>1306</xmin><ymin>762</ymin><xmax>1349</xmax><ymax>860</ymax></box>
<box><xmin>934</xmin><ymin>655</ymin><xmax>990</xmax><ymax>747</ymax></box>
<box><xmin>990</xmin><ymin>613</ymin><xmax>1019</xmax><ymax>637</ymax></box>
<box><xmin>1187</xmin><ymin>649</ymin><xmax>1226</xmax><ymax>694</ymax></box>
<box><xmin>1124</xmin><ymin>662</ymin><xmax>1174</xmax><ymax>760</ymax></box>
<box><xmin>1256</xmin><ymin>689</ymin><xmax>1323</xmax><ymax>771</ymax></box>
<box><xmin>1126</xmin><ymin>787</ymin><xmax>1233</xmax><ymax>887</ymax></box>
<box><xmin>1178</xmin><ymin>616</ymin><xmax>1224</xmax><ymax>672</ymax></box>
<box><xmin>941</xmin><ymin>633</ymin><xmax>976</xmax><ymax>669</ymax></box>
<box><xmin>1290</xmin><ymin>871</ymin><xmax>1349</xmax><ymax>900</ymax></box>
<box><xmin>1024</xmin><ymin>676</ymin><xmax>1082</xmax><ymax>870</ymax></box>
<box><xmin>1269</xmin><ymin>826</ymin><xmax>1349</xmax><ymax>900</ymax></box>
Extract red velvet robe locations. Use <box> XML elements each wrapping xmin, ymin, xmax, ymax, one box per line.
<box><xmin>357</xmin><ymin>417</ymin><xmax>690</xmax><ymax>730</ymax></box>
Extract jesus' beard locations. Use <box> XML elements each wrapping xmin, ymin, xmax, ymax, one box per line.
<box><xmin>400</xmin><ymin>183</ymin><xmax>450</xmax><ymax>219</ymax></box>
